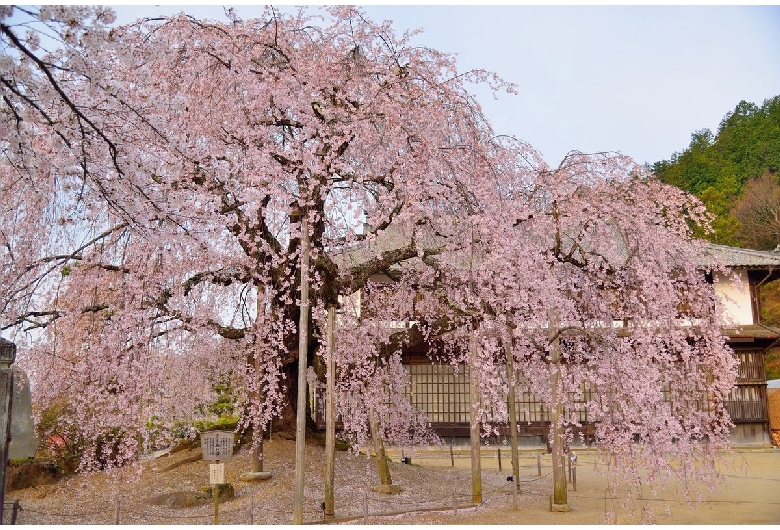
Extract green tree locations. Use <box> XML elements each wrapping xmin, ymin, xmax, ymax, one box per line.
<box><xmin>653</xmin><ymin>96</ymin><xmax>780</xmax><ymax>247</ymax></box>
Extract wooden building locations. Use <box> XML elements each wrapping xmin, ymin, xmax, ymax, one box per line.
<box><xmin>706</xmin><ymin>245</ymin><xmax>780</xmax><ymax>446</ymax></box>
<box><xmin>316</xmin><ymin>244</ymin><xmax>780</xmax><ymax>447</ymax></box>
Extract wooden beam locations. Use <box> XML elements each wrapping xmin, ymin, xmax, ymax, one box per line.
<box><xmin>324</xmin><ymin>305</ymin><xmax>336</xmax><ymax>519</ymax></box>
<box><xmin>549</xmin><ymin>309</ymin><xmax>569</xmax><ymax>511</ymax></box>
<box><xmin>469</xmin><ymin>328</ymin><xmax>482</xmax><ymax>504</ymax></box>
<box><xmin>369</xmin><ymin>409</ymin><xmax>393</xmax><ymax>486</ymax></box>
<box><xmin>293</xmin><ymin>215</ymin><xmax>310</xmax><ymax>525</ymax></box>
<box><xmin>505</xmin><ymin>325</ymin><xmax>520</xmax><ymax>502</ymax></box>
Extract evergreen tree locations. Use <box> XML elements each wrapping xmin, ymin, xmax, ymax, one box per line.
<box><xmin>653</xmin><ymin>96</ymin><xmax>780</xmax><ymax>247</ymax></box>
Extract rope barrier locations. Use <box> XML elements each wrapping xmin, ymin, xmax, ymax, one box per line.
<box><xmin>142</xmin><ymin>511</ymin><xmax>212</xmax><ymax>520</ymax></box>
<box><xmin>519</xmin><ymin>471</ymin><xmax>553</xmax><ymax>482</ymax></box>
<box><xmin>720</xmin><ymin>474</ymin><xmax>780</xmax><ymax>482</ymax></box>
<box><xmin>372</xmin><ymin>493</ymin><xmax>472</xmax><ymax>509</ymax></box>
<box><xmin>21</xmin><ymin>480</ymin><xmax>778</xmax><ymax>526</ymax></box>
<box><xmin>571</xmin><ymin>493</ymin><xmax>780</xmax><ymax>506</ymax></box>
<box><xmin>16</xmin><ymin>445</ymin><xmax>777</xmax><ymax>524</ymax></box>
<box><xmin>20</xmin><ymin>507</ymin><xmax>109</xmax><ymax>518</ymax></box>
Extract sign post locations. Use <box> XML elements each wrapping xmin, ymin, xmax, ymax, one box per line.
<box><xmin>210</xmin><ymin>463</ymin><xmax>224</xmax><ymax>525</ymax></box>
<box><xmin>201</xmin><ymin>430</ymin><xmax>234</xmax><ymax>526</ymax></box>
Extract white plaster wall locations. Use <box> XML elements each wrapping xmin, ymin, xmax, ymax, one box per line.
<box><xmin>338</xmin><ymin>290</ymin><xmax>362</xmax><ymax>318</ymax></box>
<box><xmin>714</xmin><ymin>270</ymin><xmax>754</xmax><ymax>326</ymax></box>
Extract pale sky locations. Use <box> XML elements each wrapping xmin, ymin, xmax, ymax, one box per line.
<box><xmin>111</xmin><ymin>4</ymin><xmax>780</xmax><ymax>167</ymax></box>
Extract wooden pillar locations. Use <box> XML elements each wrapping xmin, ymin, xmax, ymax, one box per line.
<box><xmin>469</xmin><ymin>328</ymin><xmax>482</xmax><ymax>504</ymax></box>
<box><xmin>251</xmin><ymin>438</ymin><xmax>264</xmax><ymax>473</ymax></box>
<box><xmin>369</xmin><ymin>409</ymin><xmax>392</xmax><ymax>485</ymax></box>
<box><xmin>324</xmin><ymin>305</ymin><xmax>336</xmax><ymax>519</ymax></box>
<box><xmin>213</xmin><ymin>485</ymin><xmax>220</xmax><ymax>525</ymax></box>
<box><xmin>252</xmin><ymin>291</ymin><xmax>265</xmax><ymax>474</ymax></box>
<box><xmin>293</xmin><ymin>215</ymin><xmax>311</xmax><ymax>525</ymax></box>
<box><xmin>549</xmin><ymin>309</ymin><xmax>568</xmax><ymax>511</ymax></box>
<box><xmin>241</xmin><ymin>289</ymin><xmax>278</xmax><ymax>481</ymax></box>
<box><xmin>505</xmin><ymin>326</ymin><xmax>520</xmax><ymax>494</ymax></box>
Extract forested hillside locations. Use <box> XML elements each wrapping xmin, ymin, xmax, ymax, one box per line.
<box><xmin>653</xmin><ymin>96</ymin><xmax>780</xmax><ymax>378</ymax></box>
<box><xmin>653</xmin><ymin>96</ymin><xmax>780</xmax><ymax>248</ymax></box>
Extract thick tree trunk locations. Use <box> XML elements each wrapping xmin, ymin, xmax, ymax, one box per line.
<box><xmin>324</xmin><ymin>305</ymin><xmax>336</xmax><ymax>519</ymax></box>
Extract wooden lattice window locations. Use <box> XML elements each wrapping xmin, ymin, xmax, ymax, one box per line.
<box><xmin>726</xmin><ymin>384</ymin><xmax>768</xmax><ymax>421</ymax></box>
<box><xmin>564</xmin><ymin>384</ymin><xmax>594</xmax><ymax>423</ymax></box>
<box><xmin>515</xmin><ymin>389</ymin><xmax>550</xmax><ymax>423</ymax></box>
<box><xmin>406</xmin><ymin>363</ymin><xmax>470</xmax><ymax>423</ymax></box>
<box><xmin>733</xmin><ymin>349</ymin><xmax>766</xmax><ymax>383</ymax></box>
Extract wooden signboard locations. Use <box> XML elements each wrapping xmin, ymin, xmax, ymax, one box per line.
<box><xmin>201</xmin><ymin>430</ymin><xmax>234</xmax><ymax>461</ymax></box>
<box><xmin>210</xmin><ymin>463</ymin><xmax>225</xmax><ymax>485</ymax></box>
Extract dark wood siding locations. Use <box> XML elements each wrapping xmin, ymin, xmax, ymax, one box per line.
<box><xmin>726</xmin><ymin>349</ymin><xmax>769</xmax><ymax>423</ymax></box>
<box><xmin>313</xmin><ymin>346</ymin><xmax>771</xmax><ymax>444</ymax></box>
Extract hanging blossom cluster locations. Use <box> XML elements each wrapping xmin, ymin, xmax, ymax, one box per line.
<box><xmin>3</xmin><ymin>6</ymin><xmax>513</xmax><ymax>466</ymax></box>
<box><xmin>356</xmin><ymin>143</ymin><xmax>739</xmax><ymax>516</ymax></box>
<box><xmin>19</xmin><ymin>232</ymin><xmax>249</xmax><ymax>469</ymax></box>
<box><xmin>1</xmin><ymin>6</ymin><xmax>740</xmax><ymax>510</ymax></box>
<box><xmin>316</xmin><ymin>302</ymin><xmax>441</xmax><ymax>448</ymax></box>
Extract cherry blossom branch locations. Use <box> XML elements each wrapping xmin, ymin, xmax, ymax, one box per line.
<box><xmin>0</xmin><ymin>21</ymin><xmax>121</xmax><ymax>171</ymax></box>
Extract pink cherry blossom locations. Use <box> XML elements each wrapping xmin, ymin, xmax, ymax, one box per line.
<box><xmin>1</xmin><ymin>7</ymin><xmax>738</xmax><ymax>516</ymax></box>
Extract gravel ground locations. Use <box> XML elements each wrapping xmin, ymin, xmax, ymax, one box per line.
<box><xmin>8</xmin><ymin>435</ymin><xmax>780</xmax><ymax>525</ymax></box>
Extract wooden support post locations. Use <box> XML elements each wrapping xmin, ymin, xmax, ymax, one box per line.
<box><xmin>505</xmin><ymin>325</ymin><xmax>520</xmax><ymax>492</ymax></box>
<box><xmin>213</xmin><ymin>485</ymin><xmax>220</xmax><ymax>525</ymax></box>
<box><xmin>369</xmin><ymin>409</ymin><xmax>392</xmax><ymax>486</ymax></box>
<box><xmin>450</xmin><ymin>444</ymin><xmax>455</xmax><ymax>467</ymax></box>
<box><xmin>114</xmin><ymin>498</ymin><xmax>120</xmax><ymax>525</ymax></box>
<box><xmin>549</xmin><ymin>309</ymin><xmax>569</xmax><ymax>511</ymax></box>
<box><xmin>252</xmin><ymin>438</ymin><xmax>264</xmax><ymax>473</ymax></box>
<box><xmin>573</xmin><ymin>462</ymin><xmax>577</xmax><ymax>492</ymax></box>
<box><xmin>497</xmin><ymin>447</ymin><xmax>502</xmax><ymax>471</ymax></box>
<box><xmin>10</xmin><ymin>499</ymin><xmax>19</xmax><ymax>525</ymax></box>
<box><xmin>537</xmin><ymin>453</ymin><xmax>541</xmax><ymax>476</ymax></box>
<box><xmin>252</xmin><ymin>290</ymin><xmax>266</xmax><ymax>475</ymax></box>
<box><xmin>571</xmin><ymin>452</ymin><xmax>577</xmax><ymax>492</ymax></box>
<box><xmin>324</xmin><ymin>305</ymin><xmax>336</xmax><ymax>520</ymax></box>
<box><xmin>293</xmin><ymin>214</ymin><xmax>311</xmax><ymax>525</ymax></box>
<box><xmin>469</xmin><ymin>328</ymin><xmax>482</xmax><ymax>504</ymax></box>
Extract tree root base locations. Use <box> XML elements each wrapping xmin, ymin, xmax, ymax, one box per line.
<box><xmin>371</xmin><ymin>484</ymin><xmax>402</xmax><ymax>494</ymax></box>
<box><xmin>239</xmin><ymin>471</ymin><xmax>273</xmax><ymax>482</ymax></box>
<box><xmin>549</xmin><ymin>497</ymin><xmax>570</xmax><ymax>512</ymax></box>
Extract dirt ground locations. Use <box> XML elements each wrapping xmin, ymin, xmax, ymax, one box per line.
<box><xmin>384</xmin><ymin>448</ymin><xmax>780</xmax><ymax>525</ymax></box>
<box><xmin>7</xmin><ymin>437</ymin><xmax>780</xmax><ymax>525</ymax></box>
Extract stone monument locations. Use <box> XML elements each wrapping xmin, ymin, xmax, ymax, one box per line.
<box><xmin>9</xmin><ymin>369</ymin><xmax>38</xmax><ymax>460</ymax></box>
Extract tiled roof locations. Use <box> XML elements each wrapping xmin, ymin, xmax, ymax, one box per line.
<box><xmin>702</xmin><ymin>243</ymin><xmax>780</xmax><ymax>269</ymax></box>
<box><xmin>723</xmin><ymin>324</ymin><xmax>780</xmax><ymax>340</ymax></box>
<box><xmin>334</xmin><ymin>227</ymin><xmax>780</xmax><ymax>274</ymax></box>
